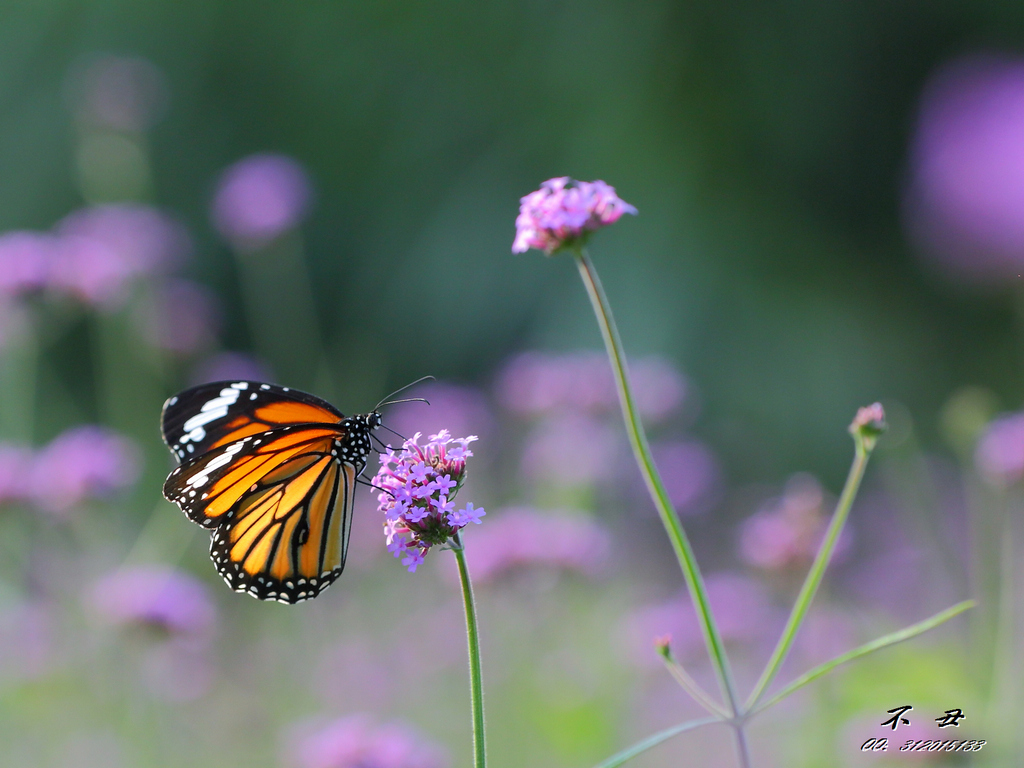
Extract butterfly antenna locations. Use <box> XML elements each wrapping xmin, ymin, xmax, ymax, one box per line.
<box><xmin>355</xmin><ymin>477</ymin><xmax>395</xmax><ymax>499</ymax></box>
<box><xmin>380</xmin><ymin>424</ymin><xmax>408</xmax><ymax>442</ymax></box>
<box><xmin>373</xmin><ymin>375</ymin><xmax>435</xmax><ymax>411</ymax></box>
<box><xmin>380</xmin><ymin>396</ymin><xmax>430</xmax><ymax>408</ymax></box>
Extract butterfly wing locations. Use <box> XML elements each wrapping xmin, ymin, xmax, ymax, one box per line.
<box><xmin>163</xmin><ymin>424</ymin><xmax>363</xmax><ymax>603</ymax></box>
<box><xmin>161</xmin><ymin>380</ymin><xmax>344</xmax><ymax>462</ymax></box>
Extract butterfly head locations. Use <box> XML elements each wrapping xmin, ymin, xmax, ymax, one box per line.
<box><xmin>365</xmin><ymin>411</ymin><xmax>383</xmax><ymax>431</ymax></box>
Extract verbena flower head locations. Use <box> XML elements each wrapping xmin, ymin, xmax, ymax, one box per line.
<box><xmin>212</xmin><ymin>153</ymin><xmax>313</xmax><ymax>250</ymax></box>
<box><xmin>975</xmin><ymin>411</ymin><xmax>1024</xmax><ymax>486</ymax></box>
<box><xmin>372</xmin><ymin>431</ymin><xmax>483</xmax><ymax>572</ymax></box>
<box><xmin>512</xmin><ymin>177</ymin><xmax>637</xmax><ymax>254</ymax></box>
<box><xmin>89</xmin><ymin>565</ymin><xmax>216</xmax><ymax>641</ymax></box>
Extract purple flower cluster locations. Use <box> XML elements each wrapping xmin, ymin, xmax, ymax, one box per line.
<box><xmin>0</xmin><ymin>204</ymin><xmax>187</xmax><ymax>308</ymax></box>
<box><xmin>286</xmin><ymin>714</ymin><xmax>448</xmax><ymax>768</ymax></box>
<box><xmin>89</xmin><ymin>565</ymin><xmax>216</xmax><ymax>640</ymax></box>
<box><xmin>0</xmin><ymin>426</ymin><xmax>140</xmax><ymax>516</ymax></box>
<box><xmin>496</xmin><ymin>351</ymin><xmax>686</xmax><ymax>422</ymax></box>
<box><xmin>373</xmin><ymin>431</ymin><xmax>483</xmax><ymax>572</ymax></box>
<box><xmin>88</xmin><ymin>565</ymin><xmax>217</xmax><ymax>701</ymax></box>
<box><xmin>512</xmin><ymin>177</ymin><xmax>637</xmax><ymax>254</ymax></box>
<box><xmin>975</xmin><ymin>411</ymin><xmax>1024</xmax><ymax>486</ymax></box>
<box><xmin>626</xmin><ymin>573</ymin><xmax>780</xmax><ymax>665</ymax></box>
<box><xmin>737</xmin><ymin>474</ymin><xmax>848</xmax><ymax>572</ymax></box>
<box><xmin>212</xmin><ymin>153</ymin><xmax>313</xmax><ymax>251</ymax></box>
<box><xmin>906</xmin><ymin>55</ymin><xmax>1024</xmax><ymax>281</ymax></box>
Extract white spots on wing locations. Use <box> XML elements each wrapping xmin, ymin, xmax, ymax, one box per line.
<box><xmin>260</xmin><ymin>384</ymin><xmax>271</xmax><ymax>390</ymax></box>
<box><xmin>168</xmin><ymin>396</ymin><xmax>179</xmax><ymax>406</ymax></box>
<box><xmin>250</xmin><ymin>393</ymin><xmax>257</xmax><ymax>400</ymax></box>
<box><xmin>231</xmin><ymin>382</ymin><xmax>248</xmax><ymax>390</ymax></box>
<box><xmin>178</xmin><ymin>386</ymin><xmax>244</xmax><ymax>447</ymax></box>
<box><xmin>185</xmin><ymin>440</ymin><xmax>247</xmax><ymax>488</ymax></box>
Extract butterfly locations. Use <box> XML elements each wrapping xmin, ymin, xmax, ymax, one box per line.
<box><xmin>161</xmin><ymin>380</ymin><xmax>394</xmax><ymax>604</ymax></box>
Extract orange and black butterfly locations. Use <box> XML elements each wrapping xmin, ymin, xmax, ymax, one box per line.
<box><xmin>161</xmin><ymin>381</ymin><xmax>385</xmax><ymax>604</ymax></box>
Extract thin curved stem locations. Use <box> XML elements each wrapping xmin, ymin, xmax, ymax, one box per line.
<box><xmin>744</xmin><ymin>440</ymin><xmax>873</xmax><ymax>711</ymax></box>
<box><xmin>573</xmin><ymin>249</ymin><xmax>746</xmax><ymax>764</ymax></box>
<box><xmin>453</xmin><ymin>535</ymin><xmax>486</xmax><ymax>768</ymax></box>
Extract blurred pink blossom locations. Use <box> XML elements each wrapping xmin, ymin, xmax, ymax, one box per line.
<box><xmin>0</xmin><ymin>445</ymin><xmax>33</xmax><ymax>504</ymax></box>
<box><xmin>975</xmin><ymin>411</ymin><xmax>1024</xmax><ymax>485</ymax></box>
<box><xmin>497</xmin><ymin>351</ymin><xmax>685</xmax><ymax>422</ymax></box>
<box><xmin>651</xmin><ymin>440</ymin><xmax>721</xmax><ymax>516</ymax></box>
<box><xmin>137</xmin><ymin>279</ymin><xmax>221</xmax><ymax>355</ymax></box>
<box><xmin>512</xmin><ymin>177</ymin><xmax>636</xmax><ymax>254</ymax></box>
<box><xmin>70</xmin><ymin>54</ymin><xmax>168</xmax><ymax>132</ymax></box>
<box><xmin>738</xmin><ymin>474</ymin><xmax>848</xmax><ymax>571</ymax></box>
<box><xmin>28</xmin><ymin>426</ymin><xmax>140</xmax><ymax>515</ymax></box>
<box><xmin>212</xmin><ymin>153</ymin><xmax>313</xmax><ymax>249</ymax></box>
<box><xmin>906</xmin><ymin>54</ymin><xmax>1024</xmax><ymax>280</ymax></box>
<box><xmin>520</xmin><ymin>412</ymin><xmax>618</xmax><ymax>487</ymax></box>
<box><xmin>51</xmin><ymin>204</ymin><xmax>189</xmax><ymax>307</ymax></box>
<box><xmin>88</xmin><ymin>565</ymin><xmax>216</xmax><ymax>641</ymax></box>
<box><xmin>460</xmin><ymin>507</ymin><xmax>611</xmax><ymax>583</ymax></box>
<box><xmin>0</xmin><ymin>232</ymin><xmax>55</xmax><ymax>295</ymax></box>
<box><xmin>285</xmin><ymin>714</ymin><xmax>448</xmax><ymax>768</ymax></box>
<box><xmin>626</xmin><ymin>573</ymin><xmax>780</xmax><ymax>665</ymax></box>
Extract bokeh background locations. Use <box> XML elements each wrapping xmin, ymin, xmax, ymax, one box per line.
<box><xmin>1</xmin><ymin>2</ymin><xmax>1023</xmax><ymax>766</ymax></box>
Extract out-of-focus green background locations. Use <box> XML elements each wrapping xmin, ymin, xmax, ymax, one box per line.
<box><xmin>1</xmin><ymin>2</ymin><xmax>1022</xmax><ymax>767</ymax></box>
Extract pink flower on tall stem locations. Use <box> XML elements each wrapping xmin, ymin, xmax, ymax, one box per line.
<box><xmin>372</xmin><ymin>431</ymin><xmax>483</xmax><ymax>572</ymax></box>
<box><xmin>512</xmin><ymin>177</ymin><xmax>637</xmax><ymax>254</ymax></box>
<box><xmin>211</xmin><ymin>153</ymin><xmax>313</xmax><ymax>250</ymax></box>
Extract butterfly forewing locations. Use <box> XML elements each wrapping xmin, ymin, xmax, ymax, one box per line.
<box><xmin>161</xmin><ymin>380</ymin><xmax>344</xmax><ymax>462</ymax></box>
<box><xmin>162</xmin><ymin>404</ymin><xmax>373</xmax><ymax>603</ymax></box>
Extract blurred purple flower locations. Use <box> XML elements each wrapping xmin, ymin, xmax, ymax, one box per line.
<box><xmin>906</xmin><ymin>54</ymin><xmax>1024</xmax><ymax>280</ymax></box>
<box><xmin>89</xmin><ymin>565</ymin><xmax>216</xmax><ymax>641</ymax></box>
<box><xmin>212</xmin><ymin>153</ymin><xmax>313</xmax><ymax>249</ymax></box>
<box><xmin>0</xmin><ymin>600</ymin><xmax>54</xmax><ymax>684</ymax></box>
<box><xmin>626</xmin><ymin>573</ymin><xmax>780</xmax><ymax>665</ymax></box>
<box><xmin>0</xmin><ymin>444</ymin><xmax>33</xmax><ymax>504</ymax></box>
<box><xmin>512</xmin><ymin>177</ymin><xmax>637</xmax><ymax>254</ymax></box>
<box><xmin>51</xmin><ymin>205</ymin><xmax>188</xmax><ymax>307</ymax></box>
<box><xmin>0</xmin><ymin>231</ymin><xmax>55</xmax><ymax>296</ymax></box>
<box><xmin>137</xmin><ymin>279</ymin><xmax>221</xmax><ymax>355</ymax></box>
<box><xmin>285</xmin><ymin>714</ymin><xmax>448</xmax><ymax>768</ymax></box>
<box><xmin>738</xmin><ymin>474</ymin><xmax>849</xmax><ymax>572</ymax></box>
<box><xmin>496</xmin><ymin>351</ymin><xmax>685</xmax><ymax>422</ymax></box>
<box><xmin>189</xmin><ymin>350</ymin><xmax>274</xmax><ymax>385</ymax></box>
<box><xmin>385</xmin><ymin>382</ymin><xmax>495</xmax><ymax>446</ymax></box>
<box><xmin>460</xmin><ymin>507</ymin><xmax>611</xmax><ymax>583</ymax></box>
<box><xmin>651</xmin><ymin>440</ymin><xmax>721</xmax><ymax>516</ymax></box>
<box><xmin>520</xmin><ymin>412</ymin><xmax>619</xmax><ymax>487</ymax></box>
<box><xmin>28</xmin><ymin>426</ymin><xmax>140</xmax><ymax>515</ymax></box>
<box><xmin>69</xmin><ymin>54</ymin><xmax>168</xmax><ymax>132</ymax></box>
<box><xmin>975</xmin><ymin>411</ymin><xmax>1024</xmax><ymax>486</ymax></box>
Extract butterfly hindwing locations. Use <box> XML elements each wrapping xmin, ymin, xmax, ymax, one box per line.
<box><xmin>161</xmin><ymin>380</ymin><xmax>344</xmax><ymax>462</ymax></box>
<box><xmin>163</xmin><ymin>422</ymin><xmax>365</xmax><ymax>603</ymax></box>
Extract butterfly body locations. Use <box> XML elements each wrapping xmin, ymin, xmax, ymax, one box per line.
<box><xmin>161</xmin><ymin>381</ymin><xmax>381</xmax><ymax>603</ymax></box>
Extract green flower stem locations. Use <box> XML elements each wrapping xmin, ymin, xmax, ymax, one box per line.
<box><xmin>592</xmin><ymin>717</ymin><xmax>721</xmax><ymax>768</ymax></box>
<box><xmin>750</xmin><ymin>600</ymin><xmax>975</xmax><ymax>717</ymax></box>
<box><xmin>572</xmin><ymin>250</ymin><xmax>743</xmax><ymax>745</ymax></box>
<box><xmin>658</xmin><ymin>646</ymin><xmax>731</xmax><ymax>720</ymax></box>
<box><xmin>453</xmin><ymin>534</ymin><xmax>486</xmax><ymax>768</ymax></box>
<box><xmin>744</xmin><ymin>434</ymin><xmax>873</xmax><ymax>712</ymax></box>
